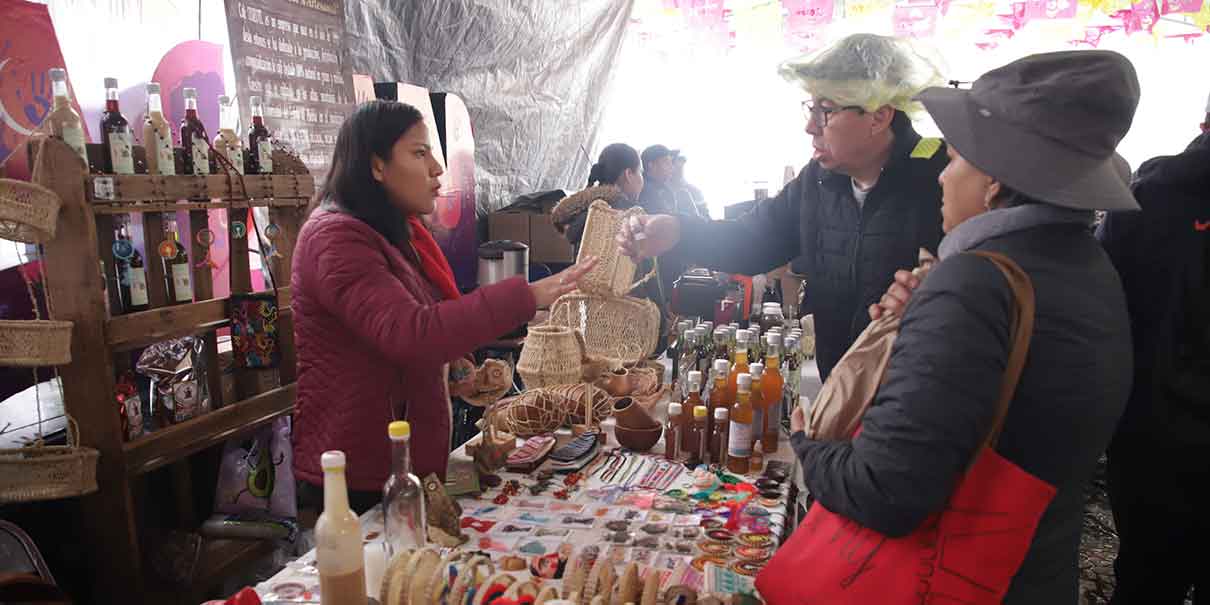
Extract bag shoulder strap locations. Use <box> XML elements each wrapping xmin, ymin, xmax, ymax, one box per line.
<box><xmin>967</xmin><ymin>250</ymin><xmax>1036</xmax><ymax>453</ymax></box>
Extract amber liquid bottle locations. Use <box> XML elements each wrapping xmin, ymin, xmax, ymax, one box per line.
<box><xmin>761</xmin><ymin>333</ymin><xmax>785</xmax><ymax>452</ymax></box>
<box><xmin>247</xmin><ymin>95</ymin><xmax>274</xmax><ymax>174</ymax></box>
<box><xmin>179</xmin><ymin>87</ymin><xmax>209</xmax><ymax>176</ymax></box>
<box><xmin>682</xmin><ymin>371</ymin><xmax>704</xmax><ymax>458</ymax></box>
<box><xmin>100</xmin><ymin>77</ymin><xmax>134</xmax><ymax>174</ymax></box>
<box><xmin>726</xmin><ymin>329</ymin><xmax>752</xmax><ymax>404</ymax></box>
<box><xmin>749</xmin><ymin>362</ymin><xmax>767</xmax><ymax>457</ymax></box>
<box><xmin>707</xmin><ymin>359</ymin><xmax>730</xmax><ymax>462</ymax></box>
<box><xmin>665</xmin><ymin>402</ymin><xmax>682</xmax><ymax>462</ymax></box>
<box><xmin>727</xmin><ymin>373</ymin><xmax>754</xmax><ymax>475</ymax></box>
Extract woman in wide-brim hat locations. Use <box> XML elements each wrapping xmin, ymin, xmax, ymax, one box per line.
<box><xmin>786</xmin><ymin>50</ymin><xmax>1139</xmax><ymax>603</ymax></box>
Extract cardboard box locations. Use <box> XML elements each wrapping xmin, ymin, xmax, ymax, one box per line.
<box><xmin>488</xmin><ymin>212</ymin><xmax>529</xmax><ymax>244</ymax></box>
<box><xmin>529</xmin><ymin>214</ymin><xmax>575</xmax><ymax>264</ymax></box>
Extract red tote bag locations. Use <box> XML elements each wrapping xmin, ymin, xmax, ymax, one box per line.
<box><xmin>756</xmin><ymin>252</ymin><xmax>1057</xmax><ymax>604</ymax></box>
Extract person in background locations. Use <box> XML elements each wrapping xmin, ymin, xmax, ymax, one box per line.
<box><xmin>552</xmin><ymin>143</ymin><xmax>671</xmax><ymax>355</ymax></box>
<box><xmin>1098</xmin><ymin>94</ymin><xmax>1210</xmax><ymax>605</ymax></box>
<box><xmin>672</xmin><ymin>154</ymin><xmax>708</xmax><ymax>217</ymax></box>
<box><xmin>291</xmin><ymin>101</ymin><xmax>596</xmax><ymax>513</ymax></box>
<box><xmin>619</xmin><ymin>34</ymin><xmax>948</xmax><ymax>381</ymax></box>
<box><xmin>639</xmin><ymin>144</ymin><xmax>699</xmax><ymax>216</ymax></box>
<box><xmin>788</xmin><ymin>50</ymin><xmax>1137</xmax><ymax>603</ymax></box>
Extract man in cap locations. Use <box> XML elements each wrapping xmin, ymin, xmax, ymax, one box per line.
<box><xmin>672</xmin><ymin>154</ymin><xmax>708</xmax><ymax>217</ymax></box>
<box><xmin>619</xmin><ymin>33</ymin><xmax>948</xmax><ymax>381</ymax></box>
<box><xmin>639</xmin><ymin>144</ymin><xmax>699</xmax><ymax>216</ymax></box>
<box><xmin>1098</xmin><ymin>91</ymin><xmax>1210</xmax><ymax>605</ymax></box>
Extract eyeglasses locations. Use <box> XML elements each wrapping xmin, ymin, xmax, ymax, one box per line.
<box><xmin>802</xmin><ymin>101</ymin><xmax>865</xmax><ymax>128</ymax></box>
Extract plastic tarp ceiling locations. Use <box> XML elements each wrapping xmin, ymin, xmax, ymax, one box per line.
<box><xmin>344</xmin><ymin>0</ymin><xmax>636</xmax><ymax>213</ymax></box>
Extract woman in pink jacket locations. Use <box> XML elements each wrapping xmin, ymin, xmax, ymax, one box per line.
<box><xmin>291</xmin><ymin>101</ymin><xmax>595</xmax><ymax>512</ymax></box>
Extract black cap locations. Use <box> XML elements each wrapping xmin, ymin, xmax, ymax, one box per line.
<box><xmin>641</xmin><ymin>145</ymin><xmax>679</xmax><ymax>169</ymax></box>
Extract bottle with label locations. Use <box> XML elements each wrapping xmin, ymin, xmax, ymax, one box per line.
<box><xmin>714</xmin><ymin>407</ymin><xmax>730</xmax><ymax>469</ymax></box>
<box><xmin>142</xmin><ymin>83</ymin><xmax>175</xmax><ymax>175</ymax></box>
<box><xmin>115</xmin><ymin>221</ymin><xmax>148</xmax><ymax>313</ymax></box>
<box><xmin>693</xmin><ymin>405</ymin><xmax>709</xmax><ymax>467</ymax></box>
<box><xmin>248</xmin><ymin>95</ymin><xmax>274</xmax><ymax>174</ymax></box>
<box><xmin>46</xmin><ymin>68</ymin><xmax>88</xmax><ymax>166</ymax></box>
<box><xmin>712</xmin><ymin>328</ymin><xmax>729</xmax><ymax>367</ymax></box>
<box><xmin>677</xmin><ymin>330</ymin><xmax>698</xmax><ymax>399</ymax></box>
<box><xmin>749</xmin><ymin>362</ymin><xmax>767</xmax><ymax>456</ymax></box>
<box><xmin>727</xmin><ymin>373</ymin><xmax>754</xmax><ymax>475</ymax></box>
<box><xmin>784</xmin><ymin>335</ymin><xmax>801</xmax><ymax>408</ymax></box>
<box><xmin>694</xmin><ymin>327</ymin><xmax>712</xmax><ymax>380</ymax></box>
<box><xmin>707</xmin><ymin>359</ymin><xmax>729</xmax><ymax>462</ymax></box>
<box><xmin>100</xmin><ymin>77</ymin><xmax>134</xmax><ymax>174</ymax></box>
<box><xmin>213</xmin><ymin>95</ymin><xmax>244</xmax><ymax>175</ymax></box>
<box><xmin>665</xmin><ymin>402</ymin><xmax>682</xmax><ymax>462</ymax></box>
<box><xmin>164</xmin><ymin>218</ymin><xmax>193</xmax><ymax>304</ymax></box>
<box><xmin>750</xmin><ymin>441</ymin><xmax>765</xmax><ymax>475</ymax></box>
<box><xmin>726</xmin><ymin>329</ymin><xmax>752</xmax><ymax>404</ymax></box>
<box><xmin>316</xmin><ymin>451</ymin><xmax>367</xmax><ymax>605</ymax></box>
<box><xmin>179</xmin><ymin>87</ymin><xmax>210</xmax><ymax>176</ymax></box>
<box><xmin>382</xmin><ymin>421</ymin><xmax>426</xmax><ymax>557</ymax></box>
<box><xmin>682</xmin><ymin>371</ymin><xmax>704</xmax><ymax>458</ymax></box>
<box><xmin>762</xmin><ymin>333</ymin><xmax>785</xmax><ymax>452</ymax></box>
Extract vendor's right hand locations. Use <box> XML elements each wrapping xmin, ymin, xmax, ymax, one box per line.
<box><xmin>530</xmin><ymin>256</ymin><xmax>599</xmax><ymax>308</ymax></box>
<box><xmin>616</xmin><ymin>214</ymin><xmax>681</xmax><ymax>260</ymax></box>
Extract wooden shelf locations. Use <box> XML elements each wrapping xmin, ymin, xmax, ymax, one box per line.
<box><xmin>195</xmin><ymin>537</ymin><xmax>277</xmax><ymax>592</ymax></box>
<box><xmin>106</xmin><ymin>287</ymin><xmax>291</xmax><ymax>352</ymax></box>
<box><xmin>85</xmin><ymin>173</ymin><xmax>313</xmax><ymax>203</ymax></box>
<box><xmin>123</xmin><ymin>383</ymin><xmax>296</xmax><ymax>476</ymax></box>
<box><xmin>92</xmin><ymin>198</ymin><xmax>307</xmax><ymax>214</ymax></box>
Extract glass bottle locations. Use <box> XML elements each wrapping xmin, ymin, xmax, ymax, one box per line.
<box><xmin>213</xmin><ymin>95</ymin><xmax>244</xmax><ymax>175</ymax></box>
<box><xmin>712</xmin><ymin>327</ymin><xmax>729</xmax><ymax>365</ymax></box>
<box><xmin>248</xmin><ymin>95</ymin><xmax>274</xmax><ymax>174</ymax></box>
<box><xmin>383</xmin><ymin>421</ymin><xmax>426</xmax><ymax>556</ymax></box>
<box><xmin>727</xmin><ymin>373</ymin><xmax>754</xmax><ymax>475</ymax></box>
<box><xmin>762</xmin><ymin>333</ymin><xmax>785</xmax><ymax>452</ymax></box>
<box><xmin>143</xmin><ymin>83</ymin><xmax>175</xmax><ymax>175</ymax></box>
<box><xmin>693</xmin><ymin>405</ymin><xmax>709</xmax><ymax>467</ymax></box>
<box><xmin>749</xmin><ymin>325</ymin><xmax>762</xmax><ymax>364</ymax></box>
<box><xmin>179</xmin><ymin>87</ymin><xmax>210</xmax><ymax>175</ymax></box>
<box><xmin>750</xmin><ymin>441</ymin><xmax>765</xmax><ymax>474</ymax></box>
<box><xmin>100</xmin><ymin>77</ymin><xmax>134</xmax><ymax>174</ymax></box>
<box><xmin>164</xmin><ymin>218</ymin><xmax>193</xmax><ymax>304</ymax></box>
<box><xmin>46</xmin><ymin>68</ymin><xmax>88</xmax><ymax>165</ymax></box>
<box><xmin>682</xmin><ymin>371</ymin><xmax>703</xmax><ymax>458</ymax></box>
<box><xmin>316</xmin><ymin>451</ymin><xmax>367</xmax><ymax>605</ymax></box>
<box><xmin>694</xmin><ymin>327</ymin><xmax>712</xmax><ymax>379</ymax></box>
<box><xmin>749</xmin><ymin>362</ymin><xmax>766</xmax><ymax>458</ymax></box>
<box><xmin>714</xmin><ymin>407</ymin><xmax>730</xmax><ymax>469</ymax></box>
<box><xmin>707</xmin><ymin>359</ymin><xmax>729</xmax><ymax>462</ymax></box>
<box><xmin>726</xmin><ymin>329</ymin><xmax>752</xmax><ymax>404</ymax></box>
<box><xmin>784</xmin><ymin>335</ymin><xmax>802</xmax><ymax>411</ymax></box>
<box><xmin>115</xmin><ymin>221</ymin><xmax>148</xmax><ymax>313</ymax></box>
<box><xmin>677</xmin><ymin>330</ymin><xmax>698</xmax><ymax>398</ymax></box>
<box><xmin>665</xmin><ymin>402</ymin><xmax>682</xmax><ymax>462</ymax></box>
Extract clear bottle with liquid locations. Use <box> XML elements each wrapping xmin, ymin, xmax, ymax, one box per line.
<box><xmin>100</xmin><ymin>77</ymin><xmax>134</xmax><ymax>174</ymax></box>
<box><xmin>727</xmin><ymin>373</ymin><xmax>754</xmax><ymax>475</ymax></box>
<box><xmin>692</xmin><ymin>405</ymin><xmax>709</xmax><ymax>467</ymax></box>
<box><xmin>383</xmin><ymin>421</ymin><xmax>426</xmax><ymax>556</ymax></box>
<box><xmin>46</xmin><ymin>68</ymin><xmax>88</xmax><ymax>165</ymax></box>
<box><xmin>179</xmin><ymin>87</ymin><xmax>210</xmax><ymax>175</ymax></box>
<box><xmin>714</xmin><ymin>407</ymin><xmax>730</xmax><ymax>469</ymax></box>
<box><xmin>694</xmin><ymin>327</ymin><xmax>712</xmax><ymax>379</ymax></box>
<box><xmin>316</xmin><ymin>451</ymin><xmax>367</xmax><ymax>605</ymax></box>
<box><xmin>213</xmin><ymin>95</ymin><xmax>244</xmax><ymax>175</ymax></box>
<box><xmin>143</xmin><ymin>83</ymin><xmax>175</xmax><ymax>175</ymax></box>
<box><xmin>749</xmin><ymin>362</ymin><xmax>767</xmax><ymax>457</ymax></box>
<box><xmin>677</xmin><ymin>330</ymin><xmax>698</xmax><ymax>398</ymax></box>
<box><xmin>248</xmin><ymin>95</ymin><xmax>274</xmax><ymax>174</ymax></box>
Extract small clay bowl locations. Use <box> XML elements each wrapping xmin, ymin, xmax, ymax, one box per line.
<box><xmin>613</xmin><ymin>424</ymin><xmax>663</xmax><ymax>452</ymax></box>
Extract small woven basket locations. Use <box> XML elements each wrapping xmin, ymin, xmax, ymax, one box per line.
<box><xmin>0</xmin><ymin>416</ymin><xmax>99</xmax><ymax>504</ymax></box>
<box><xmin>0</xmin><ymin>178</ymin><xmax>61</xmax><ymax>244</ymax></box>
<box><xmin>0</xmin><ymin>320</ymin><xmax>74</xmax><ymax>367</ymax></box>
<box><xmin>517</xmin><ymin>325</ymin><xmax>584</xmax><ymax>388</ymax></box>
<box><xmin>576</xmin><ymin>201</ymin><xmax>642</xmax><ymax>297</ymax></box>
<box><xmin>549</xmin><ymin>293</ymin><xmax>659</xmax><ymax>368</ymax></box>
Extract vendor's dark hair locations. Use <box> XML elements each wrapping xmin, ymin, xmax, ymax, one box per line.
<box><xmin>312</xmin><ymin>100</ymin><xmax>425</xmax><ymax>247</ymax></box>
<box><xmin>587</xmin><ymin>143</ymin><xmax>640</xmax><ymax>187</ymax></box>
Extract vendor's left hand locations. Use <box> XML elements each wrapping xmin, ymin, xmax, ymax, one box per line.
<box><xmin>790</xmin><ymin>404</ymin><xmax>806</xmax><ymax>435</ymax></box>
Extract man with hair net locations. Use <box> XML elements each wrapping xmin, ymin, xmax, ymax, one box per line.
<box><xmin>618</xmin><ymin>33</ymin><xmax>949</xmax><ymax>381</ymax></box>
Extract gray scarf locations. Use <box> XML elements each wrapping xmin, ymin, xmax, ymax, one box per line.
<box><xmin>938</xmin><ymin>204</ymin><xmax>1094</xmax><ymax>260</ymax></box>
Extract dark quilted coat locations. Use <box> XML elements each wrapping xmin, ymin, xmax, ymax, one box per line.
<box><xmin>291</xmin><ymin>209</ymin><xmax>535</xmax><ymax>491</ymax></box>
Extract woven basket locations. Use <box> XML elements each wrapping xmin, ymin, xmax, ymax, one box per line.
<box><xmin>0</xmin><ymin>417</ymin><xmax>99</xmax><ymax>504</ymax></box>
<box><xmin>0</xmin><ymin>320</ymin><xmax>74</xmax><ymax>367</ymax></box>
<box><xmin>516</xmin><ymin>325</ymin><xmax>585</xmax><ymax>388</ymax></box>
<box><xmin>549</xmin><ymin>293</ymin><xmax>659</xmax><ymax>367</ymax></box>
<box><xmin>577</xmin><ymin>201</ymin><xmax>641</xmax><ymax>297</ymax></box>
<box><xmin>0</xmin><ymin>178</ymin><xmax>61</xmax><ymax>244</ymax></box>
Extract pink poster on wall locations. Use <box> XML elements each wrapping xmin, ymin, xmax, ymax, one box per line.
<box><xmin>784</xmin><ymin>0</ymin><xmax>836</xmax><ymax>30</ymax></box>
<box><xmin>893</xmin><ymin>1</ymin><xmax>940</xmax><ymax>38</ymax></box>
<box><xmin>1025</xmin><ymin>0</ymin><xmax>1078</xmax><ymax>20</ymax></box>
<box><xmin>1160</xmin><ymin>0</ymin><xmax>1202</xmax><ymax>13</ymax></box>
<box><xmin>431</xmin><ymin>93</ymin><xmax>477</xmax><ymax>290</ymax></box>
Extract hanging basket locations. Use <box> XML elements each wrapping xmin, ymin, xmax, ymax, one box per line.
<box><xmin>0</xmin><ymin>178</ymin><xmax>61</xmax><ymax>244</ymax></box>
<box><xmin>0</xmin><ymin>416</ymin><xmax>99</xmax><ymax>504</ymax></box>
<box><xmin>0</xmin><ymin>320</ymin><xmax>74</xmax><ymax>367</ymax></box>
<box><xmin>548</xmin><ymin>293</ymin><xmax>659</xmax><ymax>368</ymax></box>
<box><xmin>576</xmin><ymin>201</ymin><xmax>642</xmax><ymax>297</ymax></box>
<box><xmin>516</xmin><ymin>325</ymin><xmax>584</xmax><ymax>388</ymax></box>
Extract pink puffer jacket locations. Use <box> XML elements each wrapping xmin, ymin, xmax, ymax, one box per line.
<box><xmin>291</xmin><ymin>209</ymin><xmax>535</xmax><ymax>491</ymax></box>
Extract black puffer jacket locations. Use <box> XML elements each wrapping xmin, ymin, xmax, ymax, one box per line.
<box><xmin>791</xmin><ymin>222</ymin><xmax>1132</xmax><ymax>603</ymax></box>
<box><xmin>667</xmin><ymin>122</ymin><xmax>946</xmax><ymax>380</ymax></box>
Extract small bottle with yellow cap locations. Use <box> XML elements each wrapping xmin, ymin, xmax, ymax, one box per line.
<box><xmin>383</xmin><ymin>421</ymin><xmax>426</xmax><ymax>556</ymax></box>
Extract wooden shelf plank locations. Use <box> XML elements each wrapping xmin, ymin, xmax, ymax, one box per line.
<box><xmin>106</xmin><ymin>287</ymin><xmax>291</xmax><ymax>351</ymax></box>
<box><xmin>92</xmin><ymin>198</ymin><xmax>307</xmax><ymax>215</ymax></box>
<box><xmin>85</xmin><ymin>174</ymin><xmax>313</xmax><ymax>203</ymax></box>
<box><xmin>122</xmin><ymin>383</ymin><xmax>296</xmax><ymax>476</ymax></box>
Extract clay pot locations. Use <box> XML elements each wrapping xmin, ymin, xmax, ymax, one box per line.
<box><xmin>600</xmin><ymin>368</ymin><xmax>635</xmax><ymax>397</ymax></box>
<box><xmin>614</xmin><ymin>424</ymin><xmax>663</xmax><ymax>452</ymax></box>
<box><xmin>612</xmin><ymin>396</ymin><xmax>659</xmax><ymax>430</ymax></box>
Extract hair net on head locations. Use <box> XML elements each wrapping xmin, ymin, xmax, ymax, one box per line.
<box><xmin>779</xmin><ymin>33</ymin><xmax>946</xmax><ymax>117</ymax></box>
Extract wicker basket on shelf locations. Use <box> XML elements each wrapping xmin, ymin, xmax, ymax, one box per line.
<box><xmin>0</xmin><ymin>416</ymin><xmax>99</xmax><ymax>504</ymax></box>
<box><xmin>516</xmin><ymin>325</ymin><xmax>584</xmax><ymax>388</ymax></box>
<box><xmin>0</xmin><ymin>320</ymin><xmax>74</xmax><ymax>367</ymax></box>
<box><xmin>0</xmin><ymin>178</ymin><xmax>61</xmax><ymax>244</ymax></box>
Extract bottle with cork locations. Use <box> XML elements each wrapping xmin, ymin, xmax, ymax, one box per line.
<box><xmin>316</xmin><ymin>451</ymin><xmax>367</xmax><ymax>605</ymax></box>
<box><xmin>727</xmin><ymin>373</ymin><xmax>755</xmax><ymax>475</ymax></box>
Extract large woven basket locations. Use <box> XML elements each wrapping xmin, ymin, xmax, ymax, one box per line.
<box><xmin>0</xmin><ymin>417</ymin><xmax>99</xmax><ymax>504</ymax></box>
<box><xmin>576</xmin><ymin>201</ymin><xmax>641</xmax><ymax>297</ymax></box>
<box><xmin>516</xmin><ymin>325</ymin><xmax>585</xmax><ymax>388</ymax></box>
<box><xmin>0</xmin><ymin>320</ymin><xmax>74</xmax><ymax>367</ymax></box>
<box><xmin>549</xmin><ymin>293</ymin><xmax>659</xmax><ymax>368</ymax></box>
<box><xmin>0</xmin><ymin>178</ymin><xmax>61</xmax><ymax>244</ymax></box>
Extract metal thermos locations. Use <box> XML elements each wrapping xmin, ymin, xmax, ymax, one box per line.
<box><xmin>478</xmin><ymin>240</ymin><xmax>529</xmax><ymax>286</ymax></box>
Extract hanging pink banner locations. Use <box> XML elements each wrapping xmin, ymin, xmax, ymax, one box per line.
<box><xmin>1025</xmin><ymin>0</ymin><xmax>1078</xmax><ymax>20</ymax></box>
<box><xmin>784</xmin><ymin>0</ymin><xmax>836</xmax><ymax>29</ymax></box>
<box><xmin>1133</xmin><ymin>0</ymin><xmax>1160</xmax><ymax>31</ymax></box>
<box><xmin>893</xmin><ymin>2</ymin><xmax>940</xmax><ymax>38</ymax></box>
<box><xmin>997</xmin><ymin>2</ymin><xmax>1031</xmax><ymax>30</ymax></box>
<box><xmin>1160</xmin><ymin>0</ymin><xmax>1202</xmax><ymax>13</ymax></box>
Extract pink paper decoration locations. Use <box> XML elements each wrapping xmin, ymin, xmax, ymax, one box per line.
<box><xmin>1025</xmin><ymin>0</ymin><xmax>1078</xmax><ymax>20</ymax></box>
<box><xmin>1160</xmin><ymin>0</ymin><xmax>1203</xmax><ymax>13</ymax></box>
<box><xmin>784</xmin><ymin>0</ymin><xmax>836</xmax><ymax>28</ymax></box>
<box><xmin>892</xmin><ymin>1</ymin><xmax>940</xmax><ymax>38</ymax></box>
